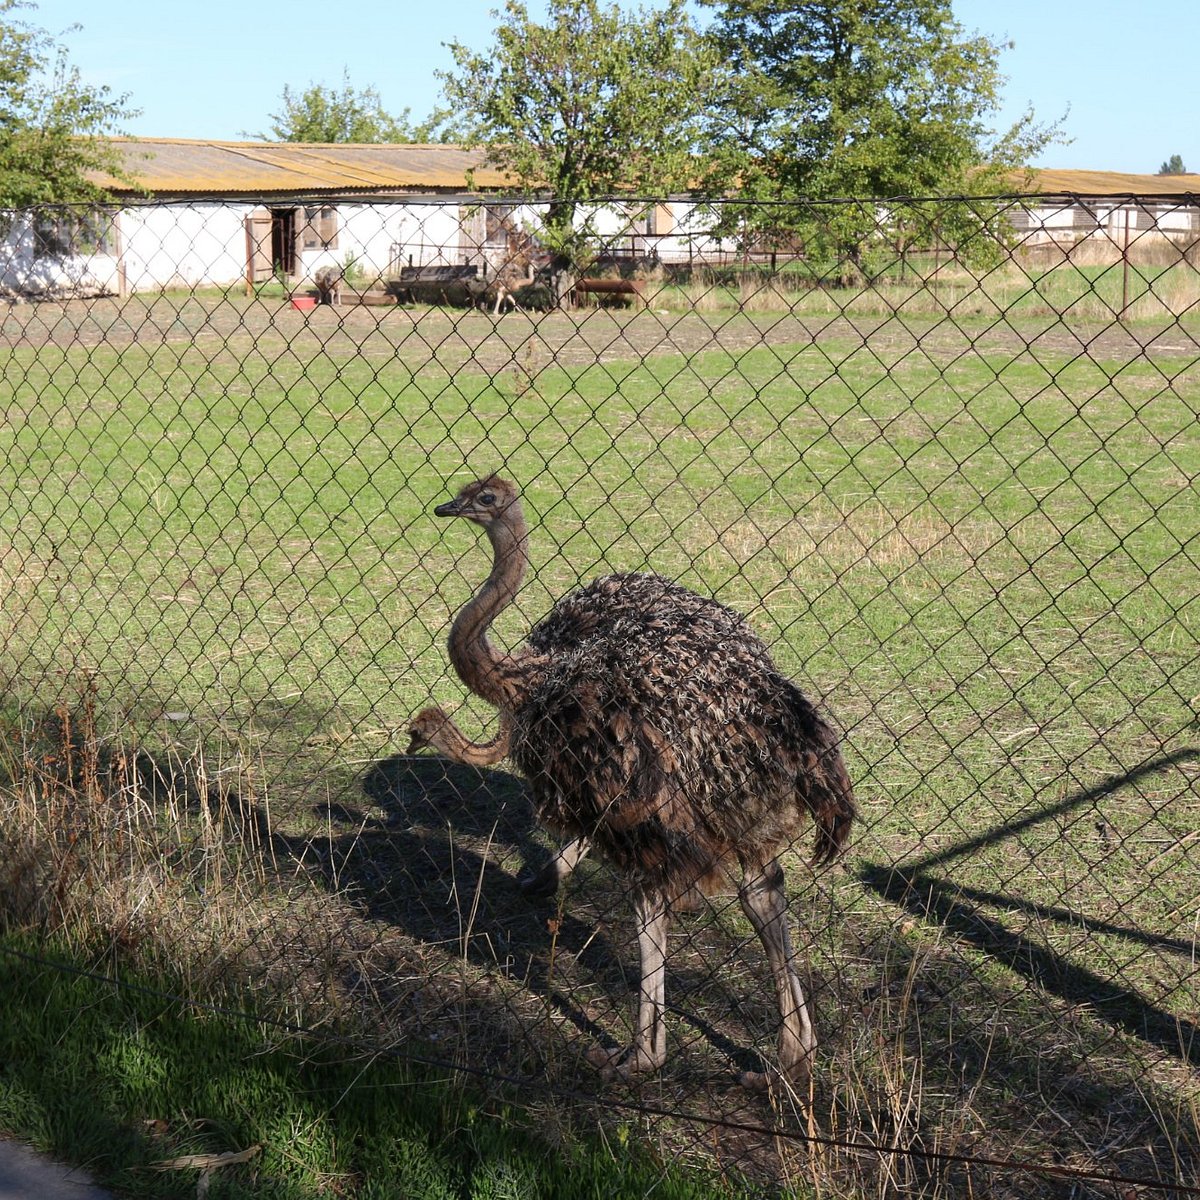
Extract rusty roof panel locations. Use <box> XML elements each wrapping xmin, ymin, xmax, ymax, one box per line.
<box><xmin>1023</xmin><ymin>168</ymin><xmax>1200</xmax><ymax>196</ymax></box>
<box><xmin>95</xmin><ymin>138</ymin><xmax>514</xmax><ymax>195</ymax></box>
<box><xmin>93</xmin><ymin>140</ymin><xmax>1200</xmax><ymax>200</ymax></box>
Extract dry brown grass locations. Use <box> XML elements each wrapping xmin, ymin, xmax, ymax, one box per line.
<box><xmin>1020</xmin><ymin>230</ymin><xmax>1200</xmax><ymax>270</ymax></box>
<box><xmin>0</xmin><ymin>681</ymin><xmax>364</xmax><ymax>1024</ymax></box>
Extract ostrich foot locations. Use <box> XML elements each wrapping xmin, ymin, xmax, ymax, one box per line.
<box><xmin>516</xmin><ymin>866</ymin><xmax>559</xmax><ymax>899</ymax></box>
<box><xmin>738</xmin><ymin>1057</ymin><xmax>812</xmax><ymax>1096</ymax></box>
<box><xmin>585</xmin><ymin>1044</ymin><xmax>666</xmax><ymax>1083</ymax></box>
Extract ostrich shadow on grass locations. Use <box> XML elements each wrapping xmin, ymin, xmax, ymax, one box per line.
<box><xmin>206</xmin><ymin>749</ymin><xmax>772</xmax><ymax>1083</ymax></box>
<box><xmin>355</xmin><ymin>751</ymin><xmax>773</xmax><ymax>1078</ymax></box>
<box><xmin>289</xmin><ymin>751</ymin><xmax>614</xmax><ymax>1060</ymax></box>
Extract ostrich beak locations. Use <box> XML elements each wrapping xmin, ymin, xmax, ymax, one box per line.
<box><xmin>434</xmin><ymin>497</ymin><xmax>463</xmax><ymax>517</ymax></box>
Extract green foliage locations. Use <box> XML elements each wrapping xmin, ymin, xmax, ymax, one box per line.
<box><xmin>1158</xmin><ymin>153</ymin><xmax>1187</xmax><ymax>175</ymax></box>
<box><xmin>0</xmin><ymin>0</ymin><xmax>138</xmax><ymax>209</ymax></box>
<box><xmin>256</xmin><ymin>68</ymin><xmax>452</xmax><ymax>143</ymax></box>
<box><xmin>440</xmin><ymin>0</ymin><xmax>719</xmax><ymax>246</ymax></box>
<box><xmin>704</xmin><ymin>0</ymin><xmax>1061</xmax><ymax>199</ymax></box>
<box><xmin>699</xmin><ymin>0</ymin><xmax>1064</xmax><ymax>268</ymax></box>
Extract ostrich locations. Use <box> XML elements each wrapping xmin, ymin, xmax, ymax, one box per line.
<box><xmin>408</xmin><ymin>474</ymin><xmax>856</xmax><ymax>1087</ymax></box>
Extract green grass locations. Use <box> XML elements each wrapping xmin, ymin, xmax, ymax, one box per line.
<box><xmin>0</xmin><ymin>933</ymin><xmax>745</xmax><ymax>1199</ymax></box>
<box><xmin>0</xmin><ymin>291</ymin><xmax>1197</xmax><ymax>1196</ymax></box>
<box><xmin>2</xmin><ymin>324</ymin><xmax>1194</xmax><ymax>760</ymax></box>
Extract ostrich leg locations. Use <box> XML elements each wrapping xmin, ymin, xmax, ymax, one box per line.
<box><xmin>586</xmin><ymin>891</ymin><xmax>670</xmax><ymax>1079</ymax></box>
<box><xmin>518</xmin><ymin>836</ymin><xmax>591</xmax><ymax>897</ymax></box>
<box><xmin>520</xmin><ymin>837</ymin><xmax>703</xmax><ymax>912</ymax></box>
<box><xmin>737</xmin><ymin>858</ymin><xmax>815</xmax><ymax>1091</ymax></box>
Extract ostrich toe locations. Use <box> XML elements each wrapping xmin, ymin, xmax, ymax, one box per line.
<box><xmin>586</xmin><ymin>1044</ymin><xmax>666</xmax><ymax>1082</ymax></box>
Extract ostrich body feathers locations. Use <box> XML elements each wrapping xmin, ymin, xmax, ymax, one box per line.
<box><xmin>511</xmin><ymin>572</ymin><xmax>853</xmax><ymax>897</ymax></box>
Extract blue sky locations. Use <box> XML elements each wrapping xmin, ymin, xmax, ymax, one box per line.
<box><xmin>25</xmin><ymin>0</ymin><xmax>1200</xmax><ymax>175</ymax></box>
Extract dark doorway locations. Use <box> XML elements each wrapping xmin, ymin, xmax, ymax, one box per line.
<box><xmin>269</xmin><ymin>208</ymin><xmax>297</xmax><ymax>276</ymax></box>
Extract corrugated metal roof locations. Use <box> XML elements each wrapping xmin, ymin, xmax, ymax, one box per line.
<box><xmin>93</xmin><ymin>140</ymin><xmax>1200</xmax><ymax>200</ymax></box>
<box><xmin>94</xmin><ymin>138</ymin><xmax>514</xmax><ymax>195</ymax></box>
<box><xmin>1023</xmin><ymin>168</ymin><xmax>1200</xmax><ymax>197</ymax></box>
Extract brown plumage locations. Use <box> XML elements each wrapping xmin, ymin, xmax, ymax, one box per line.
<box><xmin>409</xmin><ymin>474</ymin><xmax>856</xmax><ymax>1088</ymax></box>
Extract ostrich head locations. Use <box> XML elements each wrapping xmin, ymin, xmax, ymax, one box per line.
<box><xmin>406</xmin><ymin>706</ymin><xmax>449</xmax><ymax>754</ymax></box>
<box><xmin>433</xmin><ymin>474</ymin><xmax>521</xmax><ymax>528</ymax></box>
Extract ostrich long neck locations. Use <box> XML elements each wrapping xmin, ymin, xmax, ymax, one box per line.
<box><xmin>448</xmin><ymin>505</ymin><xmax>534</xmax><ymax>709</ymax></box>
<box><xmin>421</xmin><ymin>708</ymin><xmax>513</xmax><ymax>766</ymax></box>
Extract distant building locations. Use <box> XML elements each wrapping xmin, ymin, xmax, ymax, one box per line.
<box><xmin>2</xmin><ymin>141</ymin><xmax>1197</xmax><ymax>298</ymax></box>
<box><xmin>1012</xmin><ymin>169</ymin><xmax>1200</xmax><ymax>245</ymax></box>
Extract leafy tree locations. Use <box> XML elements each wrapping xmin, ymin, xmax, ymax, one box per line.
<box><xmin>0</xmin><ymin>0</ymin><xmax>138</xmax><ymax>210</ymax></box>
<box><xmin>439</xmin><ymin>0</ymin><xmax>719</xmax><ymax>273</ymax></box>
<box><xmin>700</xmin><ymin>0</ymin><xmax>1064</xmax><ymax>273</ymax></box>
<box><xmin>1157</xmin><ymin>154</ymin><xmax>1187</xmax><ymax>175</ymax></box>
<box><xmin>256</xmin><ymin>70</ymin><xmax>451</xmax><ymax>143</ymax></box>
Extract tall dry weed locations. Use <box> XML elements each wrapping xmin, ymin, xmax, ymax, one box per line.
<box><xmin>0</xmin><ymin>685</ymin><xmax>298</xmax><ymax>991</ymax></box>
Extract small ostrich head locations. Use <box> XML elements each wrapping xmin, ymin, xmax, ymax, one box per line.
<box><xmin>406</xmin><ymin>706</ymin><xmax>449</xmax><ymax>754</ymax></box>
<box><xmin>433</xmin><ymin>474</ymin><xmax>520</xmax><ymax>528</ymax></box>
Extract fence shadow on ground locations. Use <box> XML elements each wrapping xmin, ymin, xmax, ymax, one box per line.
<box><xmin>860</xmin><ymin>749</ymin><xmax>1199</xmax><ymax>1062</ymax></box>
<box><xmin>855</xmin><ymin>748</ymin><xmax>1200</xmax><ymax>1191</ymax></box>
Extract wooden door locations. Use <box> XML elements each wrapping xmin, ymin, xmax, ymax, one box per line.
<box><xmin>244</xmin><ymin>209</ymin><xmax>273</xmax><ymax>288</ymax></box>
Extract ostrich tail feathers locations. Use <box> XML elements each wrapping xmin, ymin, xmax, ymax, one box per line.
<box><xmin>780</xmin><ymin>680</ymin><xmax>857</xmax><ymax>867</ymax></box>
<box><xmin>810</xmin><ymin>774</ymin><xmax>856</xmax><ymax>867</ymax></box>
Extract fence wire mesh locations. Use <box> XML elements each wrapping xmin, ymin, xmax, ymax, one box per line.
<box><xmin>1</xmin><ymin>192</ymin><xmax>1198</xmax><ymax>1198</ymax></box>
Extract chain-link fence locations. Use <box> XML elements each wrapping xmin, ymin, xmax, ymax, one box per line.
<box><xmin>1</xmin><ymin>192</ymin><xmax>1197</xmax><ymax>1197</ymax></box>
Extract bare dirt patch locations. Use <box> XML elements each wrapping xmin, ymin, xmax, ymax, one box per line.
<box><xmin>5</xmin><ymin>290</ymin><xmax>1197</xmax><ymax>375</ymax></box>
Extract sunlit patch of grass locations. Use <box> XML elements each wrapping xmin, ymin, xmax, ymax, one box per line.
<box><xmin>0</xmin><ymin>931</ymin><xmax>749</xmax><ymax>1200</ymax></box>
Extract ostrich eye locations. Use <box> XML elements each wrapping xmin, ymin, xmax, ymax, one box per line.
<box><xmin>478</xmin><ymin>491</ymin><xmax>496</xmax><ymax>506</ymax></box>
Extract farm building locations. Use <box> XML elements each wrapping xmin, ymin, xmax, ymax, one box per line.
<box><xmin>0</xmin><ymin>138</ymin><xmax>717</xmax><ymax>298</ymax></box>
<box><xmin>1</xmin><ymin>139</ymin><xmax>1198</xmax><ymax>297</ymax></box>
<box><xmin>1011</xmin><ymin>168</ymin><xmax>1200</xmax><ymax>246</ymax></box>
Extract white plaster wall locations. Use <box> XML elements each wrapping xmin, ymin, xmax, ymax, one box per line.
<box><xmin>650</xmin><ymin>202</ymin><xmax>727</xmax><ymax>262</ymax></box>
<box><xmin>0</xmin><ymin>211</ymin><xmax>120</xmax><ymax>295</ymax></box>
<box><xmin>379</xmin><ymin>202</ymin><xmax>470</xmax><ymax>269</ymax></box>
<box><xmin>21</xmin><ymin>196</ymin><xmax>1159</xmax><ymax>294</ymax></box>
<box><xmin>296</xmin><ymin>202</ymin><xmax>478</xmax><ymax>281</ymax></box>
<box><xmin>2</xmin><ymin>197</ymin><xmax>731</xmax><ymax>295</ymax></box>
<box><xmin>118</xmin><ymin>203</ymin><xmax>249</xmax><ymax>290</ymax></box>
<box><xmin>492</xmin><ymin>199</ymin><xmax>725</xmax><ymax>263</ymax></box>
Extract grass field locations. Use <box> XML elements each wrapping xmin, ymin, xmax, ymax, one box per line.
<box><xmin>0</xmin><ymin>279</ymin><xmax>1197</xmax><ymax>1197</ymax></box>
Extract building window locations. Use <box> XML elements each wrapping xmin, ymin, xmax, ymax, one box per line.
<box><xmin>300</xmin><ymin>205</ymin><xmax>338</xmax><ymax>251</ymax></box>
<box><xmin>32</xmin><ymin>210</ymin><xmax>115</xmax><ymax>258</ymax></box>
